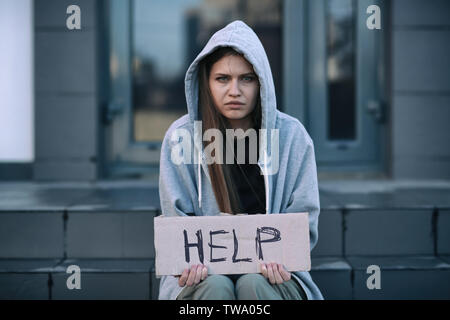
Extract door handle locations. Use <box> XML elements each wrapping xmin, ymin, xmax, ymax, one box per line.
<box><xmin>102</xmin><ymin>101</ymin><xmax>125</xmax><ymax>125</ymax></box>
<box><xmin>366</xmin><ymin>100</ymin><xmax>385</xmax><ymax>123</ymax></box>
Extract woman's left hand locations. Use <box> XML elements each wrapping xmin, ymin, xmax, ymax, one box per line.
<box><xmin>260</xmin><ymin>262</ymin><xmax>291</xmax><ymax>284</ymax></box>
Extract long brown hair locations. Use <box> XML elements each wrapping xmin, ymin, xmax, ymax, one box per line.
<box><xmin>198</xmin><ymin>47</ymin><xmax>262</xmax><ymax>214</ymax></box>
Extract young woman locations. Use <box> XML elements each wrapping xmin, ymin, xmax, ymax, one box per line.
<box><xmin>158</xmin><ymin>20</ymin><xmax>323</xmax><ymax>300</ymax></box>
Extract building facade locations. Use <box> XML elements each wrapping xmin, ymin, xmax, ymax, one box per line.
<box><xmin>1</xmin><ymin>0</ymin><xmax>449</xmax><ymax>181</ymax></box>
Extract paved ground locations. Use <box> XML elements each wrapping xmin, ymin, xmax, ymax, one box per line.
<box><xmin>1</xmin><ymin>179</ymin><xmax>449</xmax><ymax>211</ymax></box>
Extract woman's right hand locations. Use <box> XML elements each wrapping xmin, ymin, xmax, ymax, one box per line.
<box><xmin>177</xmin><ymin>264</ymin><xmax>208</xmax><ymax>287</ymax></box>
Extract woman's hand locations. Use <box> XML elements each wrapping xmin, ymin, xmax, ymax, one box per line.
<box><xmin>260</xmin><ymin>262</ymin><xmax>291</xmax><ymax>285</ymax></box>
<box><xmin>177</xmin><ymin>264</ymin><xmax>208</xmax><ymax>287</ymax></box>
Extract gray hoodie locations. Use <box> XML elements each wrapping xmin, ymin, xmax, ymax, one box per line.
<box><xmin>158</xmin><ymin>20</ymin><xmax>323</xmax><ymax>300</ymax></box>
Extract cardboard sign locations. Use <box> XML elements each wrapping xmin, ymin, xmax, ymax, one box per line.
<box><xmin>154</xmin><ymin>213</ymin><xmax>310</xmax><ymax>276</ymax></box>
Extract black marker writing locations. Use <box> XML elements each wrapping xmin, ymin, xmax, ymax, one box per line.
<box><xmin>183</xmin><ymin>229</ymin><xmax>204</xmax><ymax>263</ymax></box>
<box><xmin>209</xmin><ymin>230</ymin><xmax>228</xmax><ymax>263</ymax></box>
<box><xmin>255</xmin><ymin>227</ymin><xmax>281</xmax><ymax>260</ymax></box>
<box><xmin>232</xmin><ymin>229</ymin><xmax>252</xmax><ymax>263</ymax></box>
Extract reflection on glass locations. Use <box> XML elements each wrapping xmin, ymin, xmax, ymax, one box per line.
<box><xmin>131</xmin><ymin>0</ymin><xmax>282</xmax><ymax>142</ymax></box>
<box><xmin>326</xmin><ymin>0</ymin><xmax>356</xmax><ymax>141</ymax></box>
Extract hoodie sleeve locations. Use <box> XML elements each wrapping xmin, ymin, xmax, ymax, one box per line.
<box><xmin>159</xmin><ymin>124</ymin><xmax>198</xmax><ymax>217</ymax></box>
<box><xmin>284</xmin><ymin>136</ymin><xmax>321</xmax><ymax>252</ymax></box>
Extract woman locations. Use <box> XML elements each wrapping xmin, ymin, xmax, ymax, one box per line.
<box><xmin>158</xmin><ymin>20</ymin><xmax>323</xmax><ymax>300</ymax></box>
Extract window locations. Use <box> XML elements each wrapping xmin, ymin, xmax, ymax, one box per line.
<box><xmin>326</xmin><ymin>0</ymin><xmax>356</xmax><ymax>141</ymax></box>
<box><xmin>131</xmin><ymin>0</ymin><xmax>282</xmax><ymax>143</ymax></box>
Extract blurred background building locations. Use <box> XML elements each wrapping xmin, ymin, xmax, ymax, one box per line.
<box><xmin>0</xmin><ymin>0</ymin><xmax>449</xmax><ymax>300</ymax></box>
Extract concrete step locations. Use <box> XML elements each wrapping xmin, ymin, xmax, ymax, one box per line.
<box><xmin>2</xmin><ymin>208</ymin><xmax>449</xmax><ymax>259</ymax></box>
<box><xmin>0</xmin><ymin>210</ymin><xmax>159</xmax><ymax>259</ymax></box>
<box><xmin>0</xmin><ymin>259</ymin><xmax>157</xmax><ymax>300</ymax></box>
<box><xmin>310</xmin><ymin>257</ymin><xmax>353</xmax><ymax>299</ymax></box>
<box><xmin>312</xmin><ymin>208</ymin><xmax>450</xmax><ymax>257</ymax></box>
<box><xmin>311</xmin><ymin>256</ymin><xmax>450</xmax><ymax>300</ymax></box>
<box><xmin>1</xmin><ymin>256</ymin><xmax>449</xmax><ymax>300</ymax></box>
<box><xmin>346</xmin><ymin>255</ymin><xmax>450</xmax><ymax>300</ymax></box>
<box><xmin>1</xmin><ymin>181</ymin><xmax>450</xmax><ymax>299</ymax></box>
<box><xmin>1</xmin><ymin>181</ymin><xmax>449</xmax><ymax>259</ymax></box>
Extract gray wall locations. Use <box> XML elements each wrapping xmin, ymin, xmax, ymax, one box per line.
<box><xmin>34</xmin><ymin>0</ymin><xmax>100</xmax><ymax>181</ymax></box>
<box><xmin>391</xmin><ymin>0</ymin><xmax>450</xmax><ymax>179</ymax></box>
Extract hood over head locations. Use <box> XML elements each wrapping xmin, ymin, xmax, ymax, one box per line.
<box><xmin>184</xmin><ymin>20</ymin><xmax>278</xmax><ymax>209</ymax></box>
<box><xmin>185</xmin><ymin>20</ymin><xmax>277</xmax><ymax>136</ymax></box>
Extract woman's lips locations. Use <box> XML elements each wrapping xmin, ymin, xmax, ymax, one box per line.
<box><xmin>227</xmin><ymin>103</ymin><xmax>245</xmax><ymax>109</ymax></box>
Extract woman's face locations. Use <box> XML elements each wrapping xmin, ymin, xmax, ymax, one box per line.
<box><xmin>208</xmin><ymin>54</ymin><xmax>259</xmax><ymax>130</ymax></box>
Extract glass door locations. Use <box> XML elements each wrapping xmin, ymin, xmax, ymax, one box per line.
<box><xmin>307</xmin><ymin>0</ymin><xmax>386</xmax><ymax>172</ymax></box>
<box><xmin>104</xmin><ymin>0</ymin><xmax>283</xmax><ymax>179</ymax></box>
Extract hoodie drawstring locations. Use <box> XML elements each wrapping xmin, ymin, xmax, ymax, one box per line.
<box><xmin>198</xmin><ymin>149</ymin><xmax>202</xmax><ymax>208</ymax></box>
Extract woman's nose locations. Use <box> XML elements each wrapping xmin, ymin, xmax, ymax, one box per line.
<box><xmin>228</xmin><ymin>79</ymin><xmax>241</xmax><ymax>96</ymax></box>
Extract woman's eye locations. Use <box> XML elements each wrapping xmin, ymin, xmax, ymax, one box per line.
<box><xmin>216</xmin><ymin>76</ymin><xmax>228</xmax><ymax>82</ymax></box>
<box><xmin>242</xmin><ymin>76</ymin><xmax>255</xmax><ymax>82</ymax></box>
